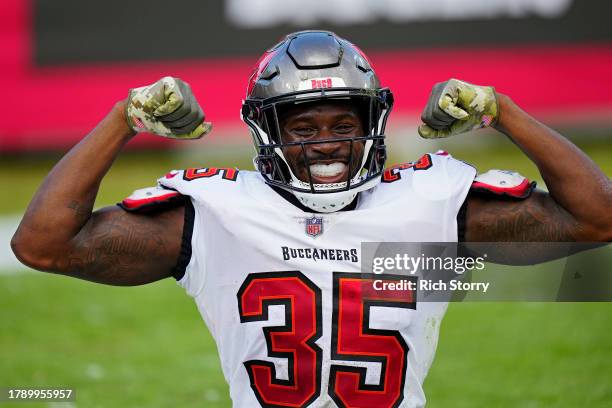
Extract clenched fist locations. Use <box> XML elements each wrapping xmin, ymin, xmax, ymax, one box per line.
<box><xmin>418</xmin><ymin>79</ymin><xmax>498</xmax><ymax>139</ymax></box>
<box><xmin>126</xmin><ymin>77</ymin><xmax>212</xmax><ymax>139</ymax></box>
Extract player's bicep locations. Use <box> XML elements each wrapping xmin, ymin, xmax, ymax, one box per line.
<box><xmin>465</xmin><ymin>190</ymin><xmax>580</xmax><ymax>243</ymax></box>
<box><xmin>64</xmin><ymin>203</ymin><xmax>185</xmax><ymax>286</ymax></box>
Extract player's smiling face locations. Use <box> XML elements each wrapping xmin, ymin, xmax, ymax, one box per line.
<box><xmin>279</xmin><ymin>101</ymin><xmax>365</xmax><ymax>185</ymax></box>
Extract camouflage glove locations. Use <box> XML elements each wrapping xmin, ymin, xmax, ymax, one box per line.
<box><xmin>126</xmin><ymin>76</ymin><xmax>212</xmax><ymax>139</ymax></box>
<box><xmin>418</xmin><ymin>79</ymin><xmax>498</xmax><ymax>139</ymax></box>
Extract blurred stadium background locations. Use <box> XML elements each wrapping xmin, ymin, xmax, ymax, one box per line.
<box><xmin>1</xmin><ymin>0</ymin><xmax>611</xmax><ymax>406</ymax></box>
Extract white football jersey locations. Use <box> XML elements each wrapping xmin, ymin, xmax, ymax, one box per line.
<box><xmin>155</xmin><ymin>152</ymin><xmax>476</xmax><ymax>408</ymax></box>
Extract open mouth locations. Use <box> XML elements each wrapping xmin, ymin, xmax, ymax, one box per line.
<box><xmin>308</xmin><ymin>162</ymin><xmax>349</xmax><ymax>184</ymax></box>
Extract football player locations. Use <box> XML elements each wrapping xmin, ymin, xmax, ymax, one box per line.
<box><xmin>11</xmin><ymin>31</ymin><xmax>612</xmax><ymax>407</ymax></box>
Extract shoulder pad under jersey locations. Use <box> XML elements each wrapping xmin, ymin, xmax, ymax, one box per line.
<box><xmin>119</xmin><ymin>185</ymin><xmax>184</xmax><ymax>212</ymax></box>
<box><xmin>471</xmin><ymin>169</ymin><xmax>536</xmax><ymax>199</ymax></box>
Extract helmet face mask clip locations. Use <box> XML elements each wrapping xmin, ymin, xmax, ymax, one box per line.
<box><xmin>241</xmin><ymin>30</ymin><xmax>394</xmax><ymax>212</ymax></box>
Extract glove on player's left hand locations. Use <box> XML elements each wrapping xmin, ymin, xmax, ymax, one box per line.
<box><xmin>418</xmin><ymin>79</ymin><xmax>498</xmax><ymax>139</ymax></box>
<box><xmin>126</xmin><ymin>76</ymin><xmax>212</xmax><ymax>139</ymax></box>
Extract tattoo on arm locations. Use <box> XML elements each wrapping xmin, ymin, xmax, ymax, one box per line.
<box><xmin>466</xmin><ymin>191</ymin><xmax>581</xmax><ymax>242</ymax></box>
<box><xmin>67</xmin><ymin>200</ymin><xmax>92</xmax><ymax>224</ymax></box>
<box><xmin>60</xmin><ymin>206</ymin><xmax>184</xmax><ymax>285</ymax></box>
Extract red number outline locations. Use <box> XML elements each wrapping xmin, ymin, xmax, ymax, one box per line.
<box><xmin>237</xmin><ymin>272</ymin><xmax>416</xmax><ymax>408</ymax></box>
<box><xmin>183</xmin><ymin>167</ymin><xmax>238</xmax><ymax>181</ymax></box>
<box><xmin>382</xmin><ymin>154</ymin><xmax>433</xmax><ymax>183</ymax></box>
<box><xmin>237</xmin><ymin>271</ymin><xmax>323</xmax><ymax>408</ymax></box>
<box><xmin>329</xmin><ymin>273</ymin><xmax>416</xmax><ymax>408</ymax></box>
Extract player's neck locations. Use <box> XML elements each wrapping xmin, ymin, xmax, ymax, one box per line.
<box><xmin>268</xmin><ymin>185</ymin><xmax>358</xmax><ymax>213</ymax></box>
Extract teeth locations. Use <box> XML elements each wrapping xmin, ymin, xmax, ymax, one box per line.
<box><xmin>310</xmin><ymin>162</ymin><xmax>346</xmax><ymax>177</ymax></box>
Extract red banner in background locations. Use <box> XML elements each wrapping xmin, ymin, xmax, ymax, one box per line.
<box><xmin>2</xmin><ymin>0</ymin><xmax>612</xmax><ymax>151</ymax></box>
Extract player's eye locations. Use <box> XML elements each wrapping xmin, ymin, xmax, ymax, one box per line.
<box><xmin>334</xmin><ymin>123</ymin><xmax>356</xmax><ymax>134</ymax></box>
<box><xmin>292</xmin><ymin>127</ymin><xmax>317</xmax><ymax>138</ymax></box>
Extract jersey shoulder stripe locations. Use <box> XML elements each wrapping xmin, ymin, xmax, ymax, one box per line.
<box><xmin>119</xmin><ymin>185</ymin><xmax>183</xmax><ymax>212</ymax></box>
<box><xmin>471</xmin><ymin>169</ymin><xmax>536</xmax><ymax>199</ymax></box>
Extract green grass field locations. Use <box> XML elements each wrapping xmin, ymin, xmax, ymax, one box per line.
<box><xmin>2</xmin><ymin>277</ymin><xmax>611</xmax><ymax>407</ymax></box>
<box><xmin>1</xmin><ymin>139</ymin><xmax>611</xmax><ymax>407</ymax></box>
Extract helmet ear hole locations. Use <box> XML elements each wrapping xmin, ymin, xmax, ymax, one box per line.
<box><xmin>376</xmin><ymin>146</ymin><xmax>387</xmax><ymax>165</ymax></box>
<box><xmin>380</xmin><ymin>89</ymin><xmax>394</xmax><ymax>110</ymax></box>
<box><xmin>242</xmin><ymin>103</ymin><xmax>263</xmax><ymax>123</ymax></box>
<box><xmin>251</xmin><ymin>106</ymin><xmax>261</xmax><ymax>121</ymax></box>
<box><xmin>255</xmin><ymin>157</ymin><xmax>274</xmax><ymax>175</ymax></box>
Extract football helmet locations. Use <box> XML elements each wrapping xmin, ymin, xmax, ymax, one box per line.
<box><xmin>241</xmin><ymin>30</ymin><xmax>393</xmax><ymax>212</ymax></box>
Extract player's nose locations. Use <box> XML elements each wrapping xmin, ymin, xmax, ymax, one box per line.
<box><xmin>309</xmin><ymin>127</ymin><xmax>346</xmax><ymax>154</ymax></box>
<box><xmin>309</xmin><ymin>138</ymin><xmax>344</xmax><ymax>157</ymax></box>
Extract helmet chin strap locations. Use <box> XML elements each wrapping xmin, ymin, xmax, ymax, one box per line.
<box><xmin>290</xmin><ymin>176</ymin><xmax>380</xmax><ymax>213</ymax></box>
<box><xmin>295</xmin><ymin>190</ymin><xmax>358</xmax><ymax>213</ymax></box>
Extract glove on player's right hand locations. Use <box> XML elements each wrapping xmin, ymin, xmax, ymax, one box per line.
<box><xmin>126</xmin><ymin>77</ymin><xmax>212</xmax><ymax>139</ymax></box>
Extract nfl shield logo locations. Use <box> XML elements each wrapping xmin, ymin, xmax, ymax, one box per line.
<box><xmin>305</xmin><ymin>216</ymin><xmax>323</xmax><ymax>237</ymax></box>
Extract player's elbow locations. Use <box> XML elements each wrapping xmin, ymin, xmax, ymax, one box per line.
<box><xmin>573</xmin><ymin>189</ymin><xmax>612</xmax><ymax>242</ymax></box>
<box><xmin>10</xmin><ymin>230</ymin><xmax>62</xmax><ymax>272</ymax></box>
<box><xmin>596</xmin><ymin>220</ymin><xmax>612</xmax><ymax>242</ymax></box>
<box><xmin>589</xmin><ymin>196</ymin><xmax>612</xmax><ymax>242</ymax></box>
<box><xmin>576</xmin><ymin>217</ymin><xmax>612</xmax><ymax>242</ymax></box>
<box><xmin>603</xmin><ymin>201</ymin><xmax>612</xmax><ymax>241</ymax></box>
<box><xmin>595</xmin><ymin>187</ymin><xmax>612</xmax><ymax>241</ymax></box>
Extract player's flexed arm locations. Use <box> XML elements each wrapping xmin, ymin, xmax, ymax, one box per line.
<box><xmin>419</xmin><ymin>79</ymin><xmax>612</xmax><ymax>242</ymax></box>
<box><xmin>11</xmin><ymin>77</ymin><xmax>211</xmax><ymax>285</ymax></box>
